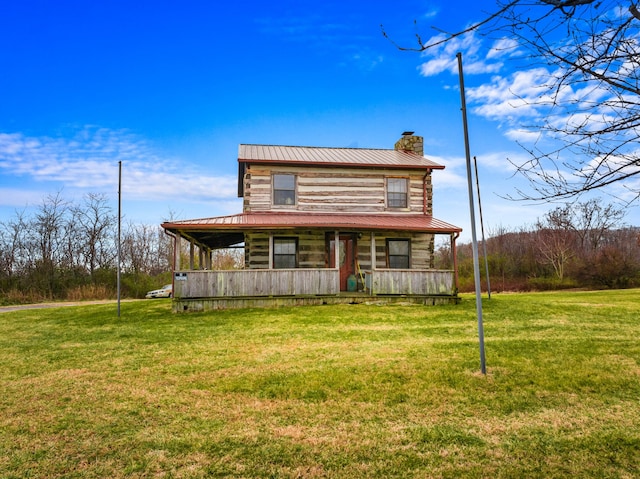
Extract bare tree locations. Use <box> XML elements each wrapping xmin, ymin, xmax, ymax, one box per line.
<box><xmin>29</xmin><ymin>193</ymin><xmax>69</xmax><ymax>297</ymax></box>
<box><xmin>384</xmin><ymin>1</ymin><xmax>640</xmax><ymax>203</ymax></box>
<box><xmin>535</xmin><ymin>207</ymin><xmax>578</xmax><ymax>280</ymax></box>
<box><xmin>121</xmin><ymin>222</ymin><xmax>170</xmax><ymax>275</ymax></box>
<box><xmin>567</xmin><ymin>198</ymin><xmax>625</xmax><ymax>251</ymax></box>
<box><xmin>74</xmin><ymin>193</ymin><xmax>117</xmax><ymax>277</ymax></box>
<box><xmin>0</xmin><ymin>210</ymin><xmax>29</xmax><ymax>283</ymax></box>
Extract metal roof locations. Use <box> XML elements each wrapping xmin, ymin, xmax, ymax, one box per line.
<box><xmin>163</xmin><ymin>212</ymin><xmax>461</xmax><ymax>249</ymax></box>
<box><xmin>164</xmin><ymin>212</ymin><xmax>461</xmax><ymax>233</ymax></box>
<box><xmin>238</xmin><ymin>144</ymin><xmax>445</xmax><ymax>170</ymax></box>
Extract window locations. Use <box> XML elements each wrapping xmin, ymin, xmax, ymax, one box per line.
<box><xmin>387</xmin><ymin>239</ymin><xmax>410</xmax><ymax>269</ymax></box>
<box><xmin>387</xmin><ymin>178</ymin><xmax>408</xmax><ymax>208</ymax></box>
<box><xmin>273</xmin><ymin>174</ymin><xmax>296</xmax><ymax>205</ymax></box>
<box><xmin>273</xmin><ymin>237</ymin><xmax>298</xmax><ymax>268</ymax></box>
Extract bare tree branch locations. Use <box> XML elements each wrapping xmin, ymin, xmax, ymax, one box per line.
<box><xmin>387</xmin><ymin>0</ymin><xmax>640</xmax><ymax>203</ymax></box>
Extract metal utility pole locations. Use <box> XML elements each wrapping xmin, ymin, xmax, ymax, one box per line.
<box><xmin>457</xmin><ymin>52</ymin><xmax>487</xmax><ymax>375</ymax></box>
<box><xmin>117</xmin><ymin>160</ymin><xmax>122</xmax><ymax>317</ymax></box>
<box><xmin>473</xmin><ymin>156</ymin><xmax>491</xmax><ymax>299</ymax></box>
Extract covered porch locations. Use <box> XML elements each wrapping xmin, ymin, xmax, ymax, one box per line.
<box><xmin>162</xmin><ymin>212</ymin><xmax>461</xmax><ymax>311</ymax></box>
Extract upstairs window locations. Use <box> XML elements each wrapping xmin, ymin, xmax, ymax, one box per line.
<box><xmin>387</xmin><ymin>177</ymin><xmax>408</xmax><ymax>208</ymax></box>
<box><xmin>387</xmin><ymin>239</ymin><xmax>410</xmax><ymax>269</ymax></box>
<box><xmin>273</xmin><ymin>174</ymin><xmax>296</xmax><ymax>205</ymax></box>
<box><xmin>273</xmin><ymin>237</ymin><xmax>298</xmax><ymax>268</ymax></box>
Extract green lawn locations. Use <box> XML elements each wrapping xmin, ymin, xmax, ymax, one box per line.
<box><xmin>1</xmin><ymin>290</ymin><xmax>639</xmax><ymax>478</ymax></box>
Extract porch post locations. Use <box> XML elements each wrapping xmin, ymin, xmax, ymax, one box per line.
<box><xmin>175</xmin><ymin>234</ymin><xmax>182</xmax><ymax>270</ymax></box>
<box><xmin>370</xmin><ymin>232</ymin><xmax>376</xmax><ymax>295</ymax></box>
<box><xmin>206</xmin><ymin>249</ymin><xmax>212</xmax><ymax>270</ymax></box>
<box><xmin>334</xmin><ymin>231</ymin><xmax>340</xmax><ymax>269</ymax></box>
<box><xmin>268</xmin><ymin>235</ymin><xmax>274</xmax><ymax>269</ymax></box>
<box><xmin>189</xmin><ymin>240</ymin><xmax>195</xmax><ymax>270</ymax></box>
<box><xmin>452</xmin><ymin>232</ymin><xmax>459</xmax><ymax>292</ymax></box>
<box><xmin>370</xmin><ymin>232</ymin><xmax>376</xmax><ymax>270</ymax></box>
<box><xmin>199</xmin><ymin>247</ymin><xmax>205</xmax><ymax>270</ymax></box>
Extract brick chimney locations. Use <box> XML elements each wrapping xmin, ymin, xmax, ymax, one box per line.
<box><xmin>394</xmin><ymin>131</ymin><xmax>424</xmax><ymax>157</ymax></box>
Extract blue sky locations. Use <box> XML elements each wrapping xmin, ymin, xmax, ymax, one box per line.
<box><xmin>1</xmin><ymin>0</ymin><xmax>638</xmax><ymax>241</ymax></box>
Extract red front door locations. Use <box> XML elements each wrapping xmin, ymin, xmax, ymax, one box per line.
<box><xmin>329</xmin><ymin>235</ymin><xmax>355</xmax><ymax>291</ymax></box>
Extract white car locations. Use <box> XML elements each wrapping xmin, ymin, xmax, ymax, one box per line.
<box><xmin>145</xmin><ymin>284</ymin><xmax>173</xmax><ymax>299</ymax></box>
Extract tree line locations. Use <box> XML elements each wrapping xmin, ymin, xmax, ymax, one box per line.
<box><xmin>439</xmin><ymin>198</ymin><xmax>640</xmax><ymax>292</ymax></box>
<box><xmin>1</xmin><ymin>193</ymin><xmax>638</xmax><ymax>304</ymax></box>
<box><xmin>0</xmin><ymin>193</ymin><xmax>173</xmax><ymax>304</ymax></box>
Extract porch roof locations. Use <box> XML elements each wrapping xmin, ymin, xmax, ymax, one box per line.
<box><xmin>162</xmin><ymin>212</ymin><xmax>462</xmax><ymax>249</ymax></box>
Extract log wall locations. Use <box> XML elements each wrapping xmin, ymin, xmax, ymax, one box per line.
<box><xmin>243</xmin><ymin>165</ymin><xmax>433</xmax><ymax>214</ymax></box>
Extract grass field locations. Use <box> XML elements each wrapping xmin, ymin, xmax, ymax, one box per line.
<box><xmin>1</xmin><ymin>290</ymin><xmax>639</xmax><ymax>478</ymax></box>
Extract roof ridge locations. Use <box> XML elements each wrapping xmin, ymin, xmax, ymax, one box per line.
<box><xmin>239</xmin><ymin>143</ymin><xmax>395</xmax><ymax>151</ymax></box>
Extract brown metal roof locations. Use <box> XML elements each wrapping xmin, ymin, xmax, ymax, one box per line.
<box><xmin>163</xmin><ymin>212</ymin><xmax>461</xmax><ymax>233</ymax></box>
<box><xmin>238</xmin><ymin>144</ymin><xmax>445</xmax><ymax>170</ymax></box>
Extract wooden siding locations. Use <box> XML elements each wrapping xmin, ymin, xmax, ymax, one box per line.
<box><xmin>243</xmin><ymin>165</ymin><xmax>433</xmax><ymax>214</ymax></box>
<box><xmin>174</xmin><ymin>269</ymin><xmax>340</xmax><ymax>298</ymax></box>
<box><xmin>367</xmin><ymin>269</ymin><xmax>454</xmax><ymax>295</ymax></box>
<box><xmin>173</xmin><ymin>268</ymin><xmax>454</xmax><ymax>299</ymax></box>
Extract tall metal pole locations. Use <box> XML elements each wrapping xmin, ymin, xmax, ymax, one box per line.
<box><xmin>473</xmin><ymin>156</ymin><xmax>492</xmax><ymax>299</ymax></box>
<box><xmin>117</xmin><ymin>160</ymin><xmax>122</xmax><ymax>317</ymax></box>
<box><xmin>457</xmin><ymin>52</ymin><xmax>487</xmax><ymax>375</ymax></box>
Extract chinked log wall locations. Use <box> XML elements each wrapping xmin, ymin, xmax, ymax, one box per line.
<box><xmin>244</xmin><ymin>166</ymin><xmax>433</xmax><ymax>214</ymax></box>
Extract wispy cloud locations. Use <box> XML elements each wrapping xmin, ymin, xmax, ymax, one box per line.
<box><xmin>417</xmin><ymin>32</ymin><xmax>515</xmax><ymax>77</ymax></box>
<box><xmin>466</xmin><ymin>68</ymin><xmax>552</xmax><ymax>122</ymax></box>
<box><xmin>0</xmin><ymin>127</ymin><xmax>238</xmax><ymax>207</ymax></box>
<box><xmin>421</xmin><ymin>6</ymin><xmax>440</xmax><ymax>20</ymax></box>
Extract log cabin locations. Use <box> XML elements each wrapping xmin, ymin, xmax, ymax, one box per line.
<box><xmin>161</xmin><ymin>132</ymin><xmax>462</xmax><ymax>311</ymax></box>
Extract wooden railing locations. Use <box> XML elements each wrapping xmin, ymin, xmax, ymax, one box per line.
<box><xmin>366</xmin><ymin>269</ymin><xmax>455</xmax><ymax>295</ymax></box>
<box><xmin>173</xmin><ymin>269</ymin><xmax>340</xmax><ymax>298</ymax></box>
<box><xmin>173</xmin><ymin>268</ymin><xmax>456</xmax><ymax>299</ymax></box>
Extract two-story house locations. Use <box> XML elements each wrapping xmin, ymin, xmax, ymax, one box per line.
<box><xmin>161</xmin><ymin>132</ymin><xmax>462</xmax><ymax>311</ymax></box>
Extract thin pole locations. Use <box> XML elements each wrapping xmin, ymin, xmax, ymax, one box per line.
<box><xmin>457</xmin><ymin>52</ymin><xmax>487</xmax><ymax>375</ymax></box>
<box><xmin>117</xmin><ymin>161</ymin><xmax>122</xmax><ymax>317</ymax></box>
<box><xmin>473</xmin><ymin>156</ymin><xmax>492</xmax><ymax>299</ymax></box>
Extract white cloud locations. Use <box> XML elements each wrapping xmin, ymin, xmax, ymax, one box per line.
<box><xmin>421</xmin><ymin>7</ymin><xmax>439</xmax><ymax>20</ymax></box>
<box><xmin>417</xmin><ymin>32</ymin><xmax>514</xmax><ymax>78</ymax></box>
<box><xmin>486</xmin><ymin>37</ymin><xmax>519</xmax><ymax>60</ymax></box>
<box><xmin>0</xmin><ymin>187</ymin><xmax>48</xmax><ymax>209</ymax></box>
<box><xmin>0</xmin><ymin>127</ymin><xmax>238</xmax><ymax>208</ymax></box>
<box><xmin>466</xmin><ymin>68</ymin><xmax>553</xmax><ymax>121</ymax></box>
<box><xmin>504</xmin><ymin>128</ymin><xmax>542</xmax><ymax>143</ymax></box>
<box><xmin>426</xmin><ymin>154</ymin><xmax>467</xmax><ymax>189</ymax></box>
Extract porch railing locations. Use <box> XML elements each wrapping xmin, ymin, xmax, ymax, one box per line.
<box><xmin>173</xmin><ymin>268</ymin><xmax>456</xmax><ymax>299</ymax></box>
<box><xmin>365</xmin><ymin>269</ymin><xmax>455</xmax><ymax>295</ymax></box>
<box><xmin>173</xmin><ymin>269</ymin><xmax>340</xmax><ymax>298</ymax></box>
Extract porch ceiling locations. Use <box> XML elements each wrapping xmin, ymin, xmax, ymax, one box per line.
<box><xmin>163</xmin><ymin>212</ymin><xmax>462</xmax><ymax>250</ymax></box>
